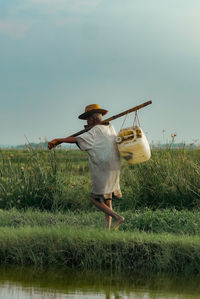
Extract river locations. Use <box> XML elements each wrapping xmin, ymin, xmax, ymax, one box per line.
<box><xmin>0</xmin><ymin>266</ymin><xmax>200</xmax><ymax>298</ymax></box>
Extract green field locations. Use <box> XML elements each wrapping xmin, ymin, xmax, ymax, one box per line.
<box><xmin>0</xmin><ymin>147</ymin><xmax>200</xmax><ymax>272</ymax></box>
<box><xmin>0</xmin><ymin>147</ymin><xmax>200</xmax><ymax>211</ymax></box>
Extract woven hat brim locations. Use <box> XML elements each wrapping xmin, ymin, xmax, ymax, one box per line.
<box><xmin>78</xmin><ymin>109</ymin><xmax>108</xmax><ymax>120</ymax></box>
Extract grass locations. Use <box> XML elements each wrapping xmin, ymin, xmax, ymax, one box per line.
<box><xmin>0</xmin><ymin>148</ymin><xmax>200</xmax><ymax>272</ymax></box>
<box><xmin>0</xmin><ymin>147</ymin><xmax>200</xmax><ymax>211</ymax></box>
<box><xmin>2</xmin><ymin>208</ymin><xmax>200</xmax><ymax>235</ymax></box>
<box><xmin>0</xmin><ymin>225</ymin><xmax>200</xmax><ymax>274</ymax></box>
<box><xmin>0</xmin><ymin>208</ymin><xmax>200</xmax><ymax>273</ymax></box>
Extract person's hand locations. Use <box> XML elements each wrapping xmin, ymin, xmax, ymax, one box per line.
<box><xmin>48</xmin><ymin>139</ymin><xmax>60</xmax><ymax>150</ymax></box>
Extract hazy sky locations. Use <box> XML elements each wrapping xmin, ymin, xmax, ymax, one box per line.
<box><xmin>0</xmin><ymin>0</ymin><xmax>199</xmax><ymax>145</ymax></box>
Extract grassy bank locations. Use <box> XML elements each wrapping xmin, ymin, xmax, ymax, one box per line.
<box><xmin>0</xmin><ymin>148</ymin><xmax>200</xmax><ymax>273</ymax></box>
<box><xmin>0</xmin><ymin>225</ymin><xmax>200</xmax><ymax>274</ymax></box>
<box><xmin>2</xmin><ymin>208</ymin><xmax>200</xmax><ymax>235</ymax></box>
<box><xmin>0</xmin><ymin>209</ymin><xmax>200</xmax><ymax>273</ymax></box>
<box><xmin>0</xmin><ymin>148</ymin><xmax>200</xmax><ymax>211</ymax></box>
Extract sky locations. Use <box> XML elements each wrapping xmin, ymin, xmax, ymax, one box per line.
<box><xmin>0</xmin><ymin>0</ymin><xmax>199</xmax><ymax>145</ymax></box>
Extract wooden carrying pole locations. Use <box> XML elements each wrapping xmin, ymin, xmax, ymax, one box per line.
<box><xmin>70</xmin><ymin>100</ymin><xmax>152</xmax><ymax>138</ymax></box>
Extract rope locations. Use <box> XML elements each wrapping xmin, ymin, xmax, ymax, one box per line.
<box><xmin>120</xmin><ymin>112</ymin><xmax>129</xmax><ymax>130</ymax></box>
<box><xmin>133</xmin><ymin>111</ymin><xmax>140</xmax><ymax>127</ymax></box>
<box><xmin>120</xmin><ymin>110</ymin><xmax>141</xmax><ymax>131</ymax></box>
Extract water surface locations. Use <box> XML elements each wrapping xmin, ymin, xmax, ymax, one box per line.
<box><xmin>0</xmin><ymin>266</ymin><xmax>200</xmax><ymax>298</ymax></box>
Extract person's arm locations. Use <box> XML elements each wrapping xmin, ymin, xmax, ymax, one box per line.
<box><xmin>48</xmin><ymin>137</ymin><xmax>77</xmax><ymax>150</ymax></box>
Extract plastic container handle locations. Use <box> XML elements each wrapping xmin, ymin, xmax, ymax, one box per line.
<box><xmin>123</xmin><ymin>130</ymin><xmax>137</xmax><ymax>141</ymax></box>
<box><xmin>116</xmin><ymin>129</ymin><xmax>137</xmax><ymax>144</ymax></box>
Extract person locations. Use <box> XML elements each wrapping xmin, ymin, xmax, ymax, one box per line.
<box><xmin>48</xmin><ymin>104</ymin><xmax>125</xmax><ymax>230</ymax></box>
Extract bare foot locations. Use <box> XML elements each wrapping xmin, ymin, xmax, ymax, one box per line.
<box><xmin>113</xmin><ymin>216</ymin><xmax>125</xmax><ymax>231</ymax></box>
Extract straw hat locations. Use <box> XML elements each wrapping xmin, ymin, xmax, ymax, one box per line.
<box><xmin>78</xmin><ymin>104</ymin><xmax>108</xmax><ymax>120</ymax></box>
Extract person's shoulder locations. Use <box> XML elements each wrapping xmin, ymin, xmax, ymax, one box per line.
<box><xmin>95</xmin><ymin>123</ymin><xmax>110</xmax><ymax>132</ymax></box>
<box><xmin>90</xmin><ymin>125</ymin><xmax>100</xmax><ymax>133</ymax></box>
<box><xmin>95</xmin><ymin>123</ymin><xmax>114</xmax><ymax>129</ymax></box>
<box><xmin>96</xmin><ymin>123</ymin><xmax>117</xmax><ymax>135</ymax></box>
<box><xmin>107</xmin><ymin>123</ymin><xmax>116</xmax><ymax>133</ymax></box>
<box><xmin>108</xmin><ymin>123</ymin><xmax>115</xmax><ymax>130</ymax></box>
<box><xmin>85</xmin><ymin>125</ymin><xmax>102</xmax><ymax>138</ymax></box>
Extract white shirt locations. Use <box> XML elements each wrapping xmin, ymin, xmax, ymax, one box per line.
<box><xmin>76</xmin><ymin>124</ymin><xmax>121</xmax><ymax>195</ymax></box>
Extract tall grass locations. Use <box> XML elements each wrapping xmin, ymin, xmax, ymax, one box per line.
<box><xmin>0</xmin><ymin>147</ymin><xmax>200</xmax><ymax>211</ymax></box>
<box><xmin>0</xmin><ymin>148</ymin><xmax>90</xmax><ymax>211</ymax></box>
<box><xmin>119</xmin><ymin>148</ymin><xmax>200</xmax><ymax>210</ymax></box>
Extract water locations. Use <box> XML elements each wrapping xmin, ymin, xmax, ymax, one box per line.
<box><xmin>0</xmin><ymin>266</ymin><xmax>200</xmax><ymax>298</ymax></box>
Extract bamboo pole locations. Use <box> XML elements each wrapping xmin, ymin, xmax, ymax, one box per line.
<box><xmin>70</xmin><ymin>100</ymin><xmax>152</xmax><ymax>137</ymax></box>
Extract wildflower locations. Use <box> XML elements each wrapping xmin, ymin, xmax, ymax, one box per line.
<box><xmin>171</xmin><ymin>133</ymin><xmax>177</xmax><ymax>143</ymax></box>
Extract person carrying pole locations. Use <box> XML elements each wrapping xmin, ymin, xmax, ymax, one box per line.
<box><xmin>48</xmin><ymin>104</ymin><xmax>125</xmax><ymax>231</ymax></box>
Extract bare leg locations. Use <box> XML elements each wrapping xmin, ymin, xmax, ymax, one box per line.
<box><xmin>104</xmin><ymin>199</ymin><xmax>112</xmax><ymax>230</ymax></box>
<box><xmin>91</xmin><ymin>197</ymin><xmax>124</xmax><ymax>230</ymax></box>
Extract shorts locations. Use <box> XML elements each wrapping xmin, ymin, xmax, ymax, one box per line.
<box><xmin>91</xmin><ymin>189</ymin><xmax>122</xmax><ymax>202</ymax></box>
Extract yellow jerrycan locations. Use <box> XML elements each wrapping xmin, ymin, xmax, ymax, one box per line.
<box><xmin>116</xmin><ymin>126</ymin><xmax>151</xmax><ymax>164</ymax></box>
